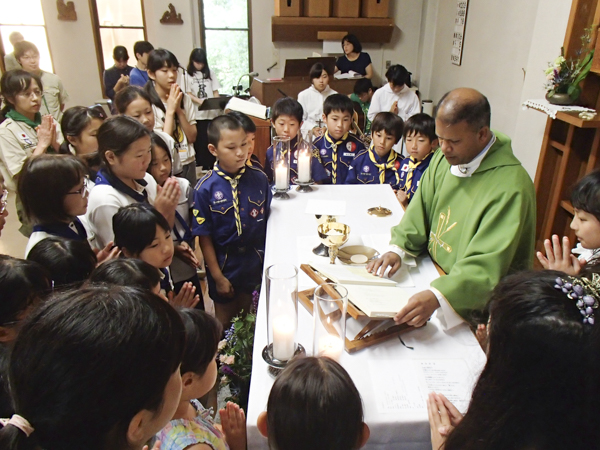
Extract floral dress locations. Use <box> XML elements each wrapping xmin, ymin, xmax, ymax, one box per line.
<box><xmin>156</xmin><ymin>399</ymin><xmax>229</xmax><ymax>450</ymax></box>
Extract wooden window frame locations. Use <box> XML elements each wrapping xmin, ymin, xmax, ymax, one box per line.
<box><xmin>88</xmin><ymin>0</ymin><xmax>148</xmax><ymax>98</ymax></box>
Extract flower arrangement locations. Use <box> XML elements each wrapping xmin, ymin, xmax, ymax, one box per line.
<box><xmin>545</xmin><ymin>27</ymin><xmax>594</xmax><ymax>104</ymax></box>
<box><xmin>218</xmin><ymin>289</ymin><xmax>259</xmax><ymax>412</ymax></box>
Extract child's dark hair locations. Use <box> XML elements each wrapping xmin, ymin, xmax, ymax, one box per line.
<box><xmin>227</xmin><ymin>110</ymin><xmax>256</xmax><ymax>133</ymax></box>
<box><xmin>445</xmin><ymin>270</ymin><xmax>599</xmax><ymax>449</ymax></box>
<box><xmin>571</xmin><ymin>170</ymin><xmax>600</xmax><ymax>222</ymax></box>
<box><xmin>353</xmin><ymin>78</ymin><xmax>373</xmax><ymax>96</ymax></box>
<box><xmin>0</xmin><ymin>255</ymin><xmax>50</xmax><ymax>328</ymax></box>
<box><xmin>97</xmin><ymin>115</ymin><xmax>151</xmax><ymax>169</ymax></box>
<box><xmin>385</xmin><ymin>64</ymin><xmax>411</xmax><ymax>88</ymax></box>
<box><xmin>18</xmin><ymin>154</ymin><xmax>88</xmax><ymax>223</ymax></box>
<box><xmin>13</xmin><ymin>41</ymin><xmax>39</xmax><ymax>61</ymax></box>
<box><xmin>179</xmin><ymin>308</ymin><xmax>222</xmax><ymax>375</ymax></box>
<box><xmin>0</xmin><ymin>285</ymin><xmax>185</xmax><ymax>450</ymax></box>
<box><xmin>402</xmin><ymin>113</ymin><xmax>436</xmax><ymax>141</ymax></box>
<box><xmin>309</xmin><ymin>62</ymin><xmax>330</xmax><ymax>80</ymax></box>
<box><xmin>323</xmin><ymin>93</ymin><xmax>354</xmax><ymax>117</ymax></box>
<box><xmin>187</xmin><ymin>48</ymin><xmax>211</xmax><ymax>79</ymax></box>
<box><xmin>112</xmin><ymin>45</ymin><xmax>129</xmax><ymax>61</ymax></box>
<box><xmin>267</xmin><ymin>356</ymin><xmax>364</xmax><ymax>450</ymax></box>
<box><xmin>27</xmin><ymin>237</ymin><xmax>97</xmax><ymax>288</ymax></box>
<box><xmin>134</xmin><ymin>40</ymin><xmax>154</xmax><ymax>59</ymax></box>
<box><xmin>59</xmin><ymin>105</ymin><xmax>107</xmax><ymax>154</ymax></box>
<box><xmin>150</xmin><ymin>131</ymin><xmax>172</xmax><ymax>163</ymax></box>
<box><xmin>207</xmin><ymin>115</ymin><xmax>244</xmax><ymax>147</ymax></box>
<box><xmin>113</xmin><ymin>203</ymin><xmax>171</xmax><ymax>256</ymax></box>
<box><xmin>271</xmin><ymin>97</ymin><xmax>303</xmax><ymax>123</ymax></box>
<box><xmin>341</xmin><ymin>34</ymin><xmax>362</xmax><ymax>53</ymax></box>
<box><xmin>89</xmin><ymin>258</ymin><xmax>162</xmax><ymax>291</ymax></box>
<box><xmin>145</xmin><ymin>48</ymin><xmax>181</xmax><ymax>114</ymax></box>
<box><xmin>0</xmin><ymin>70</ymin><xmax>42</xmax><ymax>116</ymax></box>
<box><xmin>371</xmin><ymin>112</ymin><xmax>404</xmax><ymax>143</ymax></box>
<box><xmin>114</xmin><ymin>85</ymin><xmax>154</xmax><ymax>114</ymax></box>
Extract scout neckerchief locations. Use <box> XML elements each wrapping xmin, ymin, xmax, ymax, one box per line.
<box><xmin>403</xmin><ymin>151</ymin><xmax>434</xmax><ymax>194</ymax></box>
<box><xmin>159</xmin><ymin>267</ymin><xmax>173</xmax><ymax>293</ymax></box>
<box><xmin>324</xmin><ymin>131</ymin><xmax>349</xmax><ymax>183</ymax></box>
<box><xmin>173</xmin><ymin>211</ymin><xmax>193</xmax><ymax>243</ymax></box>
<box><xmin>6</xmin><ymin>110</ymin><xmax>42</xmax><ymax>129</ymax></box>
<box><xmin>32</xmin><ymin>218</ymin><xmax>88</xmax><ymax>241</ymax></box>
<box><xmin>95</xmin><ymin>168</ymin><xmax>148</xmax><ymax>203</ymax></box>
<box><xmin>213</xmin><ymin>164</ymin><xmax>246</xmax><ymax>236</ymax></box>
<box><xmin>368</xmin><ymin>145</ymin><xmax>400</xmax><ymax>185</ymax></box>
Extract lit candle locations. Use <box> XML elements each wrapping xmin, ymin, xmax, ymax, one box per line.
<box><xmin>317</xmin><ymin>335</ymin><xmax>344</xmax><ymax>361</ymax></box>
<box><xmin>272</xmin><ymin>315</ymin><xmax>296</xmax><ymax>361</ymax></box>
<box><xmin>297</xmin><ymin>150</ymin><xmax>311</xmax><ymax>182</ymax></box>
<box><xmin>275</xmin><ymin>163</ymin><xmax>288</xmax><ymax>190</ymax></box>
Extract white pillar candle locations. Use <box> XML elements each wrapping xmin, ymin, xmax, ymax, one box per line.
<box><xmin>272</xmin><ymin>315</ymin><xmax>296</xmax><ymax>361</ymax></box>
<box><xmin>275</xmin><ymin>163</ymin><xmax>288</xmax><ymax>190</ymax></box>
<box><xmin>297</xmin><ymin>151</ymin><xmax>311</xmax><ymax>182</ymax></box>
<box><xmin>317</xmin><ymin>335</ymin><xmax>344</xmax><ymax>361</ymax></box>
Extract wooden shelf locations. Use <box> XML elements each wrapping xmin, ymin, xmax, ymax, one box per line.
<box><xmin>555</xmin><ymin>111</ymin><xmax>600</xmax><ymax>128</ymax></box>
<box><xmin>271</xmin><ymin>16</ymin><xmax>395</xmax><ymax>43</ymax></box>
<box><xmin>550</xmin><ymin>140</ymin><xmax>567</xmax><ymax>152</ymax></box>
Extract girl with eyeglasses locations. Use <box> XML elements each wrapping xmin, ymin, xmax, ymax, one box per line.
<box><xmin>18</xmin><ymin>154</ymin><xmax>117</xmax><ymax>263</ymax></box>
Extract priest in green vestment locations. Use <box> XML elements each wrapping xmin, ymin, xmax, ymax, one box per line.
<box><xmin>367</xmin><ymin>88</ymin><xmax>536</xmax><ymax>328</ymax></box>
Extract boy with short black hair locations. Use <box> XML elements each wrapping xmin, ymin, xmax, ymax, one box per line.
<box><xmin>192</xmin><ymin>115</ymin><xmax>271</xmax><ymax>326</ymax></box>
<box><xmin>346</xmin><ymin>112</ymin><xmax>404</xmax><ymax>188</ymax></box>
<box><xmin>265</xmin><ymin>97</ymin><xmax>328</xmax><ymax>185</ymax></box>
<box><xmin>227</xmin><ymin>110</ymin><xmax>263</xmax><ymax>170</ymax></box>
<box><xmin>313</xmin><ymin>94</ymin><xmax>365</xmax><ymax>184</ymax></box>
<box><xmin>350</xmin><ymin>78</ymin><xmax>375</xmax><ymax>134</ymax></box>
<box><xmin>396</xmin><ymin>112</ymin><xmax>438</xmax><ymax>206</ymax></box>
<box><xmin>130</xmin><ymin>40</ymin><xmax>154</xmax><ymax>87</ymax></box>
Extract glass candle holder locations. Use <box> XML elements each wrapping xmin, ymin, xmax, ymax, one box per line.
<box><xmin>296</xmin><ymin>137</ymin><xmax>312</xmax><ymax>184</ymax></box>
<box><xmin>273</xmin><ymin>136</ymin><xmax>291</xmax><ymax>196</ymax></box>
<box><xmin>264</xmin><ymin>264</ymin><xmax>299</xmax><ymax>366</ymax></box>
<box><xmin>313</xmin><ymin>283</ymin><xmax>348</xmax><ymax>362</ymax></box>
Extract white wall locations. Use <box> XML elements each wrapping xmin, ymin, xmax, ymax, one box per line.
<box><xmin>251</xmin><ymin>0</ymin><xmax>424</xmax><ymax>86</ymax></box>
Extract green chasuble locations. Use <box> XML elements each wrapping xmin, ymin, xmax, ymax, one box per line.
<box><xmin>390</xmin><ymin>131</ymin><xmax>536</xmax><ymax>322</ymax></box>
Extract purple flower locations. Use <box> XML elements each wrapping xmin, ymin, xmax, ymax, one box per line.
<box><xmin>221</xmin><ymin>364</ymin><xmax>236</xmax><ymax>376</ymax></box>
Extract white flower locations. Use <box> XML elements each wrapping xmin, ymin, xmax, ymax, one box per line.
<box><xmin>219</xmin><ymin>354</ymin><xmax>228</xmax><ymax>363</ymax></box>
<box><xmin>221</xmin><ymin>375</ymin><xmax>229</xmax><ymax>384</ymax></box>
<box><xmin>218</xmin><ymin>339</ymin><xmax>227</xmax><ymax>351</ymax></box>
<box><xmin>224</xmin><ymin>355</ymin><xmax>235</xmax><ymax>365</ymax></box>
<box><xmin>554</xmin><ymin>56</ymin><xmax>566</xmax><ymax>67</ymax></box>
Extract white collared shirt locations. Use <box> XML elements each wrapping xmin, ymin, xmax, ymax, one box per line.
<box><xmin>298</xmin><ymin>85</ymin><xmax>337</xmax><ymax>134</ymax></box>
<box><xmin>450</xmin><ymin>132</ymin><xmax>496</xmax><ymax>177</ymax></box>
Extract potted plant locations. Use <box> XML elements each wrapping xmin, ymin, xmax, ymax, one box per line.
<box><xmin>545</xmin><ymin>28</ymin><xmax>594</xmax><ymax>105</ymax></box>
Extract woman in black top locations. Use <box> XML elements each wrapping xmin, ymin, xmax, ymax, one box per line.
<box><xmin>335</xmin><ymin>34</ymin><xmax>373</xmax><ymax>79</ymax></box>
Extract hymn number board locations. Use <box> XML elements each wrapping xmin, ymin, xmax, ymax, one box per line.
<box><xmin>451</xmin><ymin>0</ymin><xmax>469</xmax><ymax>66</ymax></box>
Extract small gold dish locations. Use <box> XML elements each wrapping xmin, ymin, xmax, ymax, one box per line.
<box><xmin>367</xmin><ymin>206</ymin><xmax>392</xmax><ymax>217</ymax></box>
<box><xmin>337</xmin><ymin>245</ymin><xmax>380</xmax><ymax>265</ymax></box>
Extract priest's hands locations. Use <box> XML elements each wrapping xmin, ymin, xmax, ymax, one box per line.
<box><xmin>394</xmin><ymin>289</ymin><xmax>440</xmax><ymax>327</ymax></box>
<box><xmin>536</xmin><ymin>234</ymin><xmax>585</xmax><ymax>276</ymax></box>
<box><xmin>366</xmin><ymin>251</ymin><xmax>402</xmax><ymax>277</ymax></box>
<box><xmin>427</xmin><ymin>392</ymin><xmax>463</xmax><ymax>450</ymax></box>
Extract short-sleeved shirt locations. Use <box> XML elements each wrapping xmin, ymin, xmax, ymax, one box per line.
<box><xmin>313</xmin><ymin>131</ymin><xmax>365</xmax><ymax>184</ymax></box>
<box><xmin>4</xmin><ymin>53</ymin><xmax>20</xmax><ymax>72</ymax></box>
<box><xmin>129</xmin><ymin>67</ymin><xmax>149</xmax><ymax>87</ymax></box>
<box><xmin>0</xmin><ymin>118</ymin><xmax>38</xmax><ymax>191</ymax></box>
<box><xmin>40</xmin><ymin>71</ymin><xmax>68</xmax><ymax>122</ymax></box>
<box><xmin>336</xmin><ymin>52</ymin><xmax>372</xmax><ymax>76</ymax></box>
<box><xmin>156</xmin><ymin>400</ymin><xmax>228</xmax><ymax>450</ymax></box>
<box><xmin>152</xmin><ymin>93</ymin><xmax>197</xmax><ymax>166</ymax></box>
<box><xmin>345</xmin><ymin>147</ymin><xmax>402</xmax><ymax>189</ymax></box>
<box><xmin>185</xmin><ymin>69</ymin><xmax>222</xmax><ymax>121</ymax></box>
<box><xmin>264</xmin><ymin>135</ymin><xmax>328</xmax><ymax>185</ymax></box>
<box><xmin>170</xmin><ymin>176</ymin><xmax>197</xmax><ymax>284</ymax></box>
<box><xmin>398</xmin><ymin>151</ymin><xmax>436</xmax><ymax>202</ymax></box>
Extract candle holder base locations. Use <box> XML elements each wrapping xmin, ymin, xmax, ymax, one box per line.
<box><xmin>295</xmin><ymin>179</ymin><xmax>314</xmax><ymax>193</ymax></box>
<box><xmin>262</xmin><ymin>343</ymin><xmax>306</xmax><ymax>377</ymax></box>
<box><xmin>312</xmin><ymin>243</ymin><xmax>329</xmax><ymax>257</ymax></box>
<box><xmin>272</xmin><ymin>186</ymin><xmax>291</xmax><ymax>200</ymax></box>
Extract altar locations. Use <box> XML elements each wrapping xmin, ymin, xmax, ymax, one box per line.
<box><xmin>245</xmin><ymin>184</ymin><xmax>486</xmax><ymax>450</ymax></box>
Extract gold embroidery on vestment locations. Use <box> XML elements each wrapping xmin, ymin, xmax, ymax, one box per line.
<box><xmin>429</xmin><ymin>207</ymin><xmax>457</xmax><ymax>258</ymax></box>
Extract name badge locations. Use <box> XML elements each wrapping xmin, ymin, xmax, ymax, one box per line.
<box><xmin>343</xmin><ymin>152</ymin><xmax>355</xmax><ymax>157</ymax></box>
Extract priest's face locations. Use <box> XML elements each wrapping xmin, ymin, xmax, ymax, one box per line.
<box><xmin>435</xmin><ymin>119</ymin><xmax>489</xmax><ymax>166</ymax></box>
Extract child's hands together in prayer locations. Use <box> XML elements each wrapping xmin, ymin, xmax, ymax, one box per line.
<box><xmin>536</xmin><ymin>234</ymin><xmax>585</xmax><ymax>276</ymax></box>
<box><xmin>390</xmin><ymin>101</ymin><xmax>399</xmax><ymax>115</ymax></box>
<box><xmin>166</xmin><ymin>84</ymin><xmax>183</xmax><ymax>115</ymax></box>
<box><xmin>154</xmin><ymin>177</ymin><xmax>181</xmax><ymax>220</ymax></box>
<box><xmin>220</xmin><ymin>401</ymin><xmax>247</xmax><ymax>450</ymax></box>
<box><xmin>168</xmin><ymin>281</ymin><xmax>200</xmax><ymax>308</ymax></box>
<box><xmin>427</xmin><ymin>392</ymin><xmax>463</xmax><ymax>450</ymax></box>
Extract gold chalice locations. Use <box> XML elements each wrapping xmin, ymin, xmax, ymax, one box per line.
<box><xmin>317</xmin><ymin>222</ymin><xmax>350</xmax><ymax>264</ymax></box>
<box><xmin>313</xmin><ymin>214</ymin><xmax>337</xmax><ymax>256</ymax></box>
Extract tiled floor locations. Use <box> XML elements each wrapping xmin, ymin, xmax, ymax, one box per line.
<box><xmin>0</xmin><ymin>191</ymin><xmax>28</xmax><ymax>258</ymax></box>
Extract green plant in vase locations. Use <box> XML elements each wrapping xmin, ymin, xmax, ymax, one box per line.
<box><xmin>545</xmin><ymin>27</ymin><xmax>594</xmax><ymax>105</ymax></box>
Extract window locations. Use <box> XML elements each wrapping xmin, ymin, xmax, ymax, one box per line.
<box><xmin>0</xmin><ymin>0</ymin><xmax>53</xmax><ymax>74</ymax></box>
<box><xmin>90</xmin><ymin>0</ymin><xmax>146</xmax><ymax>83</ymax></box>
<box><xmin>200</xmin><ymin>0</ymin><xmax>251</xmax><ymax>95</ymax></box>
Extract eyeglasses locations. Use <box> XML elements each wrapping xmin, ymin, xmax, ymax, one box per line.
<box><xmin>66</xmin><ymin>177</ymin><xmax>91</xmax><ymax>198</ymax></box>
<box><xmin>0</xmin><ymin>189</ymin><xmax>8</xmax><ymax>214</ymax></box>
<box><xmin>20</xmin><ymin>53</ymin><xmax>40</xmax><ymax>61</ymax></box>
<box><xmin>17</xmin><ymin>89</ymin><xmax>43</xmax><ymax>99</ymax></box>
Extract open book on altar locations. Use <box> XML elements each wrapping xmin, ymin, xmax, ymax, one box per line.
<box><xmin>308</xmin><ymin>262</ymin><xmax>416</xmax><ymax>317</ymax></box>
